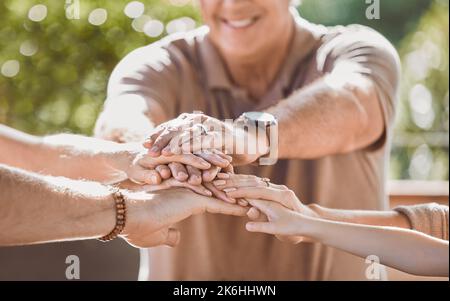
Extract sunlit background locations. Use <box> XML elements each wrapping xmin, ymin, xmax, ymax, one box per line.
<box><xmin>0</xmin><ymin>0</ymin><xmax>448</xmax><ymax>181</ymax></box>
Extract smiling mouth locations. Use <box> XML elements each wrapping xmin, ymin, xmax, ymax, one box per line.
<box><xmin>221</xmin><ymin>16</ymin><xmax>260</xmax><ymax>29</ymax></box>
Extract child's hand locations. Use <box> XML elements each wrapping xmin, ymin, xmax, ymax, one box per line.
<box><xmin>245</xmin><ymin>199</ymin><xmax>307</xmax><ymax>237</ymax></box>
<box><xmin>213</xmin><ymin>174</ymin><xmax>319</xmax><ymax>243</ymax></box>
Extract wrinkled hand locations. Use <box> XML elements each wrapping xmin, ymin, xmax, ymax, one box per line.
<box><xmin>119</xmin><ymin>187</ymin><xmax>248</xmax><ymax>249</ymax></box>
<box><xmin>212</xmin><ymin>174</ymin><xmax>318</xmax><ymax>244</ymax></box>
<box><xmin>143</xmin><ymin>113</ymin><xmax>267</xmax><ymax>166</ymax></box>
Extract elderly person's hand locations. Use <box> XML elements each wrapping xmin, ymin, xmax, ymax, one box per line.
<box><xmin>212</xmin><ymin>173</ymin><xmax>319</xmax><ymax>244</ymax></box>
<box><xmin>141</xmin><ymin>114</ymin><xmax>236</xmax><ymax>184</ymax></box>
<box><xmin>143</xmin><ymin>112</ymin><xmax>268</xmax><ymax>166</ymax></box>
<box><xmin>119</xmin><ymin>187</ymin><xmax>248</xmax><ymax>248</ymax></box>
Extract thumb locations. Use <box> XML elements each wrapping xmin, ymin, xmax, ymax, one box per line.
<box><xmin>128</xmin><ymin>166</ymin><xmax>161</xmax><ymax>185</ymax></box>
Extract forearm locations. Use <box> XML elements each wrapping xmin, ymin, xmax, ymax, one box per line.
<box><xmin>0</xmin><ymin>125</ymin><xmax>133</xmax><ymax>182</ymax></box>
<box><xmin>310</xmin><ymin>204</ymin><xmax>411</xmax><ymax>229</ymax></box>
<box><xmin>0</xmin><ymin>165</ymin><xmax>116</xmax><ymax>246</ymax></box>
<box><xmin>39</xmin><ymin>134</ymin><xmax>135</xmax><ymax>182</ymax></box>
<box><xmin>266</xmin><ymin>76</ymin><xmax>382</xmax><ymax>159</ymax></box>
<box><xmin>301</xmin><ymin>216</ymin><xmax>449</xmax><ymax>277</ymax></box>
<box><xmin>0</xmin><ymin>125</ymin><xmax>43</xmax><ymax>171</ymax></box>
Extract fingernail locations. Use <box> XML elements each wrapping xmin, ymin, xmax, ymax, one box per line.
<box><xmin>223</xmin><ymin>188</ymin><xmax>237</xmax><ymax>193</ymax></box>
<box><xmin>200</xmin><ymin>161</ymin><xmax>211</xmax><ymax>168</ymax></box>
<box><xmin>213</xmin><ymin>180</ymin><xmax>226</xmax><ymax>186</ymax></box>
<box><xmin>217</xmin><ymin>173</ymin><xmax>230</xmax><ymax>179</ymax></box>
<box><xmin>151</xmin><ymin>175</ymin><xmax>158</xmax><ymax>183</ymax></box>
<box><xmin>178</xmin><ymin>172</ymin><xmax>188</xmax><ymax>179</ymax></box>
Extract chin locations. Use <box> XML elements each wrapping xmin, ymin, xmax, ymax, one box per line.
<box><xmin>217</xmin><ymin>38</ymin><xmax>263</xmax><ymax>59</ymax></box>
<box><xmin>223</xmin><ymin>47</ymin><xmax>259</xmax><ymax>60</ymax></box>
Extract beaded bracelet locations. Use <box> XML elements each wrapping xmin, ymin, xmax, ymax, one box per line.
<box><xmin>98</xmin><ymin>187</ymin><xmax>127</xmax><ymax>242</ymax></box>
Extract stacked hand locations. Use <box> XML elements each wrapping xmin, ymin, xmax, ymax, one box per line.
<box><xmin>143</xmin><ymin>112</ymin><xmax>269</xmax><ymax>167</ymax></box>
<box><xmin>118</xmin><ymin>187</ymin><xmax>247</xmax><ymax>248</ymax></box>
<box><xmin>98</xmin><ymin>113</ymin><xmax>307</xmax><ymax>248</ymax></box>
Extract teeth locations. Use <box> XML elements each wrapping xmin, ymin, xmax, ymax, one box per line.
<box><xmin>226</xmin><ymin>18</ymin><xmax>255</xmax><ymax>28</ymax></box>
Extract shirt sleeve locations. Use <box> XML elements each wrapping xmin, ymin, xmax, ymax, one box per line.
<box><xmin>106</xmin><ymin>41</ymin><xmax>181</xmax><ymax>120</ymax></box>
<box><xmin>394</xmin><ymin>203</ymin><xmax>449</xmax><ymax>241</ymax></box>
<box><xmin>317</xmin><ymin>25</ymin><xmax>401</xmax><ymax>151</ymax></box>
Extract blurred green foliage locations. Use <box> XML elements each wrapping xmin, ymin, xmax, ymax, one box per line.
<box><xmin>0</xmin><ymin>0</ymin><xmax>448</xmax><ymax>180</ymax></box>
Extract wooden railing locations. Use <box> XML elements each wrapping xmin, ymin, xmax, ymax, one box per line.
<box><xmin>387</xmin><ymin>180</ymin><xmax>449</xmax><ymax>281</ymax></box>
<box><xmin>388</xmin><ymin>180</ymin><xmax>449</xmax><ymax>208</ymax></box>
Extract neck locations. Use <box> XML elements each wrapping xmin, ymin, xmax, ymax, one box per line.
<box><xmin>223</xmin><ymin>19</ymin><xmax>295</xmax><ymax>100</ymax></box>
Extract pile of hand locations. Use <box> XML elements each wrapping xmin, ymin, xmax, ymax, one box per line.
<box><xmin>105</xmin><ymin>113</ymin><xmax>315</xmax><ymax>248</ymax></box>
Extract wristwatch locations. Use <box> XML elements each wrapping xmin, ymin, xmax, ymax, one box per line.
<box><xmin>234</xmin><ymin>112</ymin><xmax>278</xmax><ymax>166</ymax></box>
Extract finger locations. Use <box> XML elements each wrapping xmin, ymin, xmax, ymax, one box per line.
<box><xmin>237</xmin><ymin>199</ymin><xmax>249</xmax><ymax>207</ymax></box>
<box><xmin>204</xmin><ymin>198</ymin><xmax>248</xmax><ymax>217</ymax></box>
<box><xmin>180</xmin><ymin>134</ymin><xmax>203</xmax><ymax>153</ymax></box>
<box><xmin>180</xmin><ymin>182</ymin><xmax>212</xmax><ymax>197</ymax></box>
<box><xmin>246</xmin><ymin>199</ymin><xmax>277</xmax><ymax>219</ymax></box>
<box><xmin>163</xmin><ymin>128</ymin><xmax>200</xmax><ymax>155</ymax></box>
<box><xmin>203</xmin><ymin>182</ymin><xmax>236</xmax><ymax>204</ymax></box>
<box><xmin>186</xmin><ymin>165</ymin><xmax>202</xmax><ymax>185</ymax></box>
<box><xmin>128</xmin><ymin>167</ymin><xmax>162</xmax><ymax>185</ymax></box>
<box><xmin>213</xmin><ymin>175</ymin><xmax>267</xmax><ymax>190</ymax></box>
<box><xmin>246</xmin><ymin>206</ymin><xmax>261</xmax><ymax>220</ymax></box>
<box><xmin>139</xmin><ymin>153</ymin><xmax>211</xmax><ymax>170</ymax></box>
<box><xmin>155</xmin><ymin>164</ymin><xmax>171</xmax><ymax>180</ymax></box>
<box><xmin>170</xmin><ymin>153</ymin><xmax>211</xmax><ymax>170</ymax></box>
<box><xmin>246</xmin><ymin>222</ymin><xmax>278</xmax><ymax>234</ymax></box>
<box><xmin>202</xmin><ymin>166</ymin><xmax>221</xmax><ymax>183</ymax></box>
<box><xmin>196</xmin><ymin>150</ymin><xmax>230</xmax><ymax>168</ymax></box>
<box><xmin>143</xmin><ymin>127</ymin><xmax>165</xmax><ymax>149</ymax></box>
<box><xmin>200</xmin><ymin>132</ymin><xmax>223</xmax><ymax>150</ymax></box>
<box><xmin>222</xmin><ymin>163</ymin><xmax>234</xmax><ymax>174</ymax></box>
<box><xmin>216</xmin><ymin>172</ymin><xmax>231</xmax><ymax>180</ymax></box>
<box><xmin>148</xmin><ymin>129</ymin><xmax>179</xmax><ymax>157</ymax></box>
<box><xmin>226</xmin><ymin>187</ymin><xmax>299</xmax><ymax>211</ymax></box>
<box><xmin>168</xmin><ymin>162</ymin><xmax>189</xmax><ymax>182</ymax></box>
<box><xmin>210</xmin><ymin>149</ymin><xmax>233</xmax><ymax>162</ymax></box>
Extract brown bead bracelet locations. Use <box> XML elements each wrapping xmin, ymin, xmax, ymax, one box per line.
<box><xmin>98</xmin><ymin>187</ymin><xmax>127</xmax><ymax>242</ymax></box>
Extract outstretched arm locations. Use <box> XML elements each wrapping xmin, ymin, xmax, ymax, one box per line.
<box><xmin>0</xmin><ymin>124</ymin><xmax>218</xmax><ymax>186</ymax></box>
<box><xmin>0</xmin><ymin>164</ymin><xmax>116</xmax><ymax>246</ymax></box>
<box><xmin>247</xmin><ymin>199</ymin><xmax>449</xmax><ymax>277</ymax></box>
<box><xmin>0</xmin><ymin>164</ymin><xmax>247</xmax><ymax>248</ymax></box>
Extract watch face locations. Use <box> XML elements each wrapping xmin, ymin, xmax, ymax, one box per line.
<box><xmin>244</xmin><ymin>112</ymin><xmax>276</xmax><ymax>123</ymax></box>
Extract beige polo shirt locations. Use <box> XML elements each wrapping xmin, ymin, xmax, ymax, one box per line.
<box><xmin>107</xmin><ymin>12</ymin><xmax>400</xmax><ymax>280</ymax></box>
